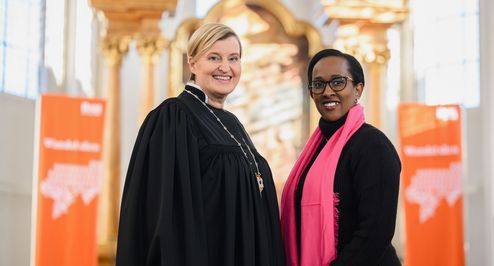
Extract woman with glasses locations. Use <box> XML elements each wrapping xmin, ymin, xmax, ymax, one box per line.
<box><xmin>281</xmin><ymin>49</ymin><xmax>401</xmax><ymax>266</ymax></box>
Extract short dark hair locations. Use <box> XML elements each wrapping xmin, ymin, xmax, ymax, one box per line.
<box><xmin>307</xmin><ymin>48</ymin><xmax>365</xmax><ymax>88</ymax></box>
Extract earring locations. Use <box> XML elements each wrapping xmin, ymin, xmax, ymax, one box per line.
<box><xmin>354</xmin><ymin>98</ymin><xmax>358</xmax><ymax>104</ymax></box>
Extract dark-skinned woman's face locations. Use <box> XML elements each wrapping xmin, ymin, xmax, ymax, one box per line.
<box><xmin>311</xmin><ymin>56</ymin><xmax>363</xmax><ymax>122</ymax></box>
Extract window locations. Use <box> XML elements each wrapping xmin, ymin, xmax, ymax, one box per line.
<box><xmin>43</xmin><ymin>0</ymin><xmax>95</xmax><ymax>96</ymax></box>
<box><xmin>43</xmin><ymin>0</ymin><xmax>65</xmax><ymax>88</ymax></box>
<box><xmin>0</xmin><ymin>0</ymin><xmax>44</xmax><ymax>98</ymax></box>
<box><xmin>412</xmin><ymin>0</ymin><xmax>479</xmax><ymax>108</ymax></box>
<box><xmin>74</xmin><ymin>0</ymin><xmax>94</xmax><ymax>96</ymax></box>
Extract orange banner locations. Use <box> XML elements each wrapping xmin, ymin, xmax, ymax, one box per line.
<box><xmin>34</xmin><ymin>94</ymin><xmax>105</xmax><ymax>266</ymax></box>
<box><xmin>398</xmin><ymin>103</ymin><xmax>464</xmax><ymax>266</ymax></box>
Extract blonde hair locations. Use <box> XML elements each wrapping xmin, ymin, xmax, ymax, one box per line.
<box><xmin>187</xmin><ymin>23</ymin><xmax>242</xmax><ymax>81</ymax></box>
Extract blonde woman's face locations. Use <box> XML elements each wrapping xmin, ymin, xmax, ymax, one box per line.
<box><xmin>189</xmin><ymin>36</ymin><xmax>241</xmax><ymax>100</ymax></box>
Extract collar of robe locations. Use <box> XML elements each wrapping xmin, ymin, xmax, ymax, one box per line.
<box><xmin>185</xmin><ymin>83</ymin><xmax>208</xmax><ymax>103</ymax></box>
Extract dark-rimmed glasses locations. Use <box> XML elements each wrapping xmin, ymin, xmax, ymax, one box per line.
<box><xmin>309</xmin><ymin>76</ymin><xmax>354</xmax><ymax>94</ymax></box>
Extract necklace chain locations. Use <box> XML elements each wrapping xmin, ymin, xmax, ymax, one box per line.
<box><xmin>184</xmin><ymin>88</ymin><xmax>264</xmax><ymax>194</ymax></box>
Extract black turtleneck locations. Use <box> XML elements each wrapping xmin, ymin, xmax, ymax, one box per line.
<box><xmin>294</xmin><ymin>114</ymin><xmax>348</xmax><ymax>259</ymax></box>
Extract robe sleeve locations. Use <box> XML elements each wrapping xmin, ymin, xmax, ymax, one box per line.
<box><xmin>330</xmin><ymin>132</ymin><xmax>401</xmax><ymax>266</ymax></box>
<box><xmin>116</xmin><ymin>99</ymin><xmax>208</xmax><ymax>266</ymax></box>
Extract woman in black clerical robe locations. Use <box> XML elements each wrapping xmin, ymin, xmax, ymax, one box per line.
<box><xmin>116</xmin><ymin>23</ymin><xmax>284</xmax><ymax>266</ymax></box>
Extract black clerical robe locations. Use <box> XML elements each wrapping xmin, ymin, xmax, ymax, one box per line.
<box><xmin>116</xmin><ymin>86</ymin><xmax>284</xmax><ymax>266</ymax></box>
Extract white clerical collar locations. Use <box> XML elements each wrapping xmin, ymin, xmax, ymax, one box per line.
<box><xmin>186</xmin><ymin>82</ymin><xmax>209</xmax><ymax>104</ymax></box>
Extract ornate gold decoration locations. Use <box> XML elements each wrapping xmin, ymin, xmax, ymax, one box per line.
<box><xmin>100</xmin><ymin>36</ymin><xmax>131</xmax><ymax>65</ymax></box>
<box><xmin>322</xmin><ymin>0</ymin><xmax>409</xmax><ymax>127</ymax></box>
<box><xmin>219</xmin><ymin>3</ymin><xmax>270</xmax><ymax>36</ymax></box>
<box><xmin>205</xmin><ymin>0</ymin><xmax>323</xmax><ymax>55</ymax></box>
<box><xmin>90</xmin><ymin>0</ymin><xmax>177</xmax><ymax>10</ymax></box>
<box><xmin>168</xmin><ymin>0</ymin><xmax>324</xmax><ymax>96</ymax></box>
<box><xmin>322</xmin><ymin>0</ymin><xmax>407</xmax><ymax>63</ymax></box>
<box><xmin>321</xmin><ymin>0</ymin><xmax>408</xmax><ymax>24</ymax></box>
<box><xmin>333</xmin><ymin>23</ymin><xmax>390</xmax><ymax>64</ymax></box>
<box><xmin>136</xmin><ymin>36</ymin><xmax>168</xmax><ymax>63</ymax></box>
<box><xmin>90</xmin><ymin>0</ymin><xmax>176</xmax><ymax>40</ymax></box>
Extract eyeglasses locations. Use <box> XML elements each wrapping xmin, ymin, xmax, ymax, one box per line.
<box><xmin>309</xmin><ymin>76</ymin><xmax>355</xmax><ymax>94</ymax></box>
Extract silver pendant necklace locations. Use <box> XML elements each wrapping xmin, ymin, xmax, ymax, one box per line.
<box><xmin>184</xmin><ymin>88</ymin><xmax>264</xmax><ymax>194</ymax></box>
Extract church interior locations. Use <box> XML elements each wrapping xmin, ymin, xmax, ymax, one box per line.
<box><xmin>1</xmin><ymin>0</ymin><xmax>494</xmax><ymax>265</ymax></box>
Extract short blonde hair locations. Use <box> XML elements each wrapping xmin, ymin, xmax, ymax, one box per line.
<box><xmin>187</xmin><ymin>23</ymin><xmax>242</xmax><ymax>81</ymax></box>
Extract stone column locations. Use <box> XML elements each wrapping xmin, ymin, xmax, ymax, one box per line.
<box><xmin>98</xmin><ymin>35</ymin><xmax>130</xmax><ymax>265</ymax></box>
<box><xmin>363</xmin><ymin>26</ymin><xmax>389</xmax><ymax>129</ymax></box>
<box><xmin>333</xmin><ymin>24</ymin><xmax>390</xmax><ymax>129</ymax></box>
<box><xmin>367</xmin><ymin>61</ymin><xmax>383</xmax><ymax>127</ymax></box>
<box><xmin>136</xmin><ymin>36</ymin><xmax>166</xmax><ymax>125</ymax></box>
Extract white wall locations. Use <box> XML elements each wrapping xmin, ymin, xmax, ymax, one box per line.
<box><xmin>463</xmin><ymin>107</ymin><xmax>488</xmax><ymax>266</ymax></box>
<box><xmin>479</xmin><ymin>0</ymin><xmax>494</xmax><ymax>264</ymax></box>
<box><xmin>0</xmin><ymin>93</ymin><xmax>35</xmax><ymax>266</ymax></box>
<box><xmin>120</xmin><ymin>44</ymin><xmax>141</xmax><ymax>197</ymax></box>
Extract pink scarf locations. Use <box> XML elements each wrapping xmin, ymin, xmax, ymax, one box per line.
<box><xmin>281</xmin><ymin>104</ymin><xmax>365</xmax><ymax>266</ymax></box>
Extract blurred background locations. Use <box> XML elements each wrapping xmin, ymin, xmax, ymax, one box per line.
<box><xmin>1</xmin><ymin>0</ymin><xmax>493</xmax><ymax>265</ymax></box>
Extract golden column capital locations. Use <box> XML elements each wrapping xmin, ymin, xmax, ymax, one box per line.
<box><xmin>359</xmin><ymin>25</ymin><xmax>391</xmax><ymax>64</ymax></box>
<box><xmin>100</xmin><ymin>36</ymin><xmax>131</xmax><ymax>66</ymax></box>
<box><xmin>136</xmin><ymin>35</ymin><xmax>168</xmax><ymax>63</ymax></box>
<box><xmin>135</xmin><ymin>35</ymin><xmax>168</xmax><ymax>125</ymax></box>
